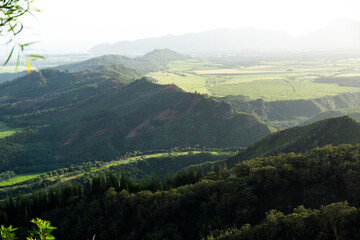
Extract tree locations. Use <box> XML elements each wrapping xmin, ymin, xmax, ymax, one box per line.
<box><xmin>0</xmin><ymin>0</ymin><xmax>42</xmax><ymax>67</ymax></box>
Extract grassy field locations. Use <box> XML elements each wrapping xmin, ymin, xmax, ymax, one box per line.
<box><xmin>0</xmin><ymin>150</ymin><xmax>233</xmax><ymax>191</ymax></box>
<box><xmin>147</xmin><ymin>58</ymin><xmax>360</xmax><ymax>101</ymax></box>
<box><xmin>0</xmin><ymin>122</ymin><xmax>21</xmax><ymax>138</ymax></box>
<box><xmin>0</xmin><ymin>172</ymin><xmax>47</xmax><ymax>187</ymax></box>
<box><xmin>104</xmin><ymin>150</ymin><xmax>232</xmax><ymax>167</ymax></box>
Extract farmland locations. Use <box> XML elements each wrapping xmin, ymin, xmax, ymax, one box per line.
<box><xmin>147</xmin><ymin>57</ymin><xmax>360</xmax><ymax>101</ymax></box>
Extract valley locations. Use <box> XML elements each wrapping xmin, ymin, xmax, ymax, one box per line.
<box><xmin>1</xmin><ymin>1</ymin><xmax>360</xmax><ymax>238</ymax></box>
<box><xmin>1</xmin><ymin>49</ymin><xmax>360</xmax><ymax>240</ymax></box>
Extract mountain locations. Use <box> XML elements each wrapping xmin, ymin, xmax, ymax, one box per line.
<box><xmin>57</xmin><ymin>49</ymin><xmax>190</xmax><ymax>75</ymax></box>
<box><xmin>296</xmin><ymin>18</ymin><xmax>360</xmax><ymax>51</ymax></box>
<box><xmin>228</xmin><ymin>116</ymin><xmax>360</xmax><ymax>164</ymax></box>
<box><xmin>0</xmin><ymin>70</ymin><xmax>271</xmax><ymax>172</ymax></box>
<box><xmin>90</xmin><ymin>28</ymin><xmax>293</xmax><ymax>54</ymax></box>
<box><xmin>89</xmin><ymin>19</ymin><xmax>360</xmax><ymax>55</ymax></box>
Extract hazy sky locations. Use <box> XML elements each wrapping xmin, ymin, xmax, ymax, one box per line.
<box><xmin>19</xmin><ymin>0</ymin><xmax>360</xmax><ymax>53</ymax></box>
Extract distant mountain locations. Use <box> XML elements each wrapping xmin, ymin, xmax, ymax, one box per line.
<box><xmin>58</xmin><ymin>49</ymin><xmax>190</xmax><ymax>75</ymax></box>
<box><xmin>90</xmin><ymin>19</ymin><xmax>360</xmax><ymax>54</ymax></box>
<box><xmin>296</xmin><ymin>18</ymin><xmax>360</xmax><ymax>51</ymax></box>
<box><xmin>228</xmin><ymin>116</ymin><xmax>360</xmax><ymax>164</ymax></box>
<box><xmin>0</xmin><ymin>70</ymin><xmax>271</xmax><ymax>172</ymax></box>
<box><xmin>90</xmin><ymin>28</ymin><xmax>293</xmax><ymax>54</ymax></box>
<box><xmin>0</xmin><ymin>71</ymin><xmax>27</xmax><ymax>84</ymax></box>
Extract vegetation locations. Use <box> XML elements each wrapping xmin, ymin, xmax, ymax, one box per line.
<box><xmin>0</xmin><ymin>149</ymin><xmax>233</xmax><ymax>198</ymax></box>
<box><xmin>2</xmin><ymin>144</ymin><xmax>360</xmax><ymax>239</ymax></box>
<box><xmin>57</xmin><ymin>48</ymin><xmax>190</xmax><ymax>75</ymax></box>
<box><xmin>221</xmin><ymin>91</ymin><xmax>360</xmax><ymax>129</ymax></box>
<box><xmin>0</xmin><ymin>0</ymin><xmax>41</xmax><ymax>65</ymax></box>
<box><xmin>1</xmin><ymin>218</ymin><xmax>56</xmax><ymax>240</ymax></box>
<box><xmin>147</xmin><ymin>56</ymin><xmax>360</xmax><ymax>128</ymax></box>
<box><xmin>0</xmin><ymin>69</ymin><xmax>270</xmax><ymax>172</ymax></box>
<box><xmin>228</xmin><ymin>116</ymin><xmax>360</xmax><ymax>165</ymax></box>
<box><xmin>147</xmin><ymin>58</ymin><xmax>360</xmax><ymax>101</ymax></box>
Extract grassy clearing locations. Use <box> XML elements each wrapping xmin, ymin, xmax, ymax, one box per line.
<box><xmin>0</xmin><ymin>172</ymin><xmax>47</xmax><ymax>187</ymax></box>
<box><xmin>148</xmin><ymin>58</ymin><xmax>360</xmax><ymax>101</ymax></box>
<box><xmin>105</xmin><ymin>151</ymin><xmax>232</xmax><ymax>167</ymax></box>
<box><xmin>147</xmin><ymin>71</ymin><xmax>210</xmax><ymax>94</ymax></box>
<box><xmin>0</xmin><ymin>122</ymin><xmax>22</xmax><ymax>138</ymax></box>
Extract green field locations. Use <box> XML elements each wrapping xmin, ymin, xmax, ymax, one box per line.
<box><xmin>0</xmin><ymin>122</ymin><xmax>21</xmax><ymax>138</ymax></box>
<box><xmin>0</xmin><ymin>172</ymin><xmax>47</xmax><ymax>187</ymax></box>
<box><xmin>0</xmin><ymin>150</ymin><xmax>233</xmax><ymax>192</ymax></box>
<box><xmin>147</xmin><ymin>58</ymin><xmax>360</xmax><ymax>101</ymax></box>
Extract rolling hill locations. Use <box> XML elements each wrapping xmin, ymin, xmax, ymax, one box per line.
<box><xmin>57</xmin><ymin>48</ymin><xmax>190</xmax><ymax>75</ymax></box>
<box><xmin>221</xmin><ymin>91</ymin><xmax>360</xmax><ymax>129</ymax></box>
<box><xmin>228</xmin><ymin>116</ymin><xmax>360</xmax><ymax>165</ymax></box>
<box><xmin>0</xmin><ymin>69</ymin><xmax>271</xmax><ymax>172</ymax></box>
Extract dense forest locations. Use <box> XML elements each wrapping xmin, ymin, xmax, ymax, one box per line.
<box><xmin>2</xmin><ymin>144</ymin><xmax>360</xmax><ymax>239</ymax></box>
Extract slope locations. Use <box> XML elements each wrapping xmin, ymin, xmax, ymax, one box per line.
<box><xmin>57</xmin><ymin>49</ymin><xmax>190</xmax><ymax>75</ymax></box>
<box><xmin>221</xmin><ymin>91</ymin><xmax>360</xmax><ymax>129</ymax></box>
<box><xmin>5</xmin><ymin>144</ymin><xmax>360</xmax><ymax>240</ymax></box>
<box><xmin>300</xmin><ymin>107</ymin><xmax>360</xmax><ymax>126</ymax></box>
<box><xmin>228</xmin><ymin>116</ymin><xmax>360</xmax><ymax>164</ymax></box>
<box><xmin>0</xmin><ymin>72</ymin><xmax>271</xmax><ymax>172</ymax></box>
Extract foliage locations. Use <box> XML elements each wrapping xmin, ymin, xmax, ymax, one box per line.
<box><xmin>2</xmin><ymin>144</ymin><xmax>360</xmax><ymax>239</ymax></box>
<box><xmin>0</xmin><ymin>225</ymin><xmax>17</xmax><ymax>240</ymax></box>
<box><xmin>27</xmin><ymin>218</ymin><xmax>56</xmax><ymax>240</ymax></box>
<box><xmin>0</xmin><ymin>0</ymin><xmax>42</xmax><ymax>66</ymax></box>
<box><xmin>0</xmin><ymin>72</ymin><xmax>270</xmax><ymax>172</ymax></box>
<box><xmin>227</xmin><ymin>116</ymin><xmax>360</xmax><ymax>166</ymax></box>
<box><xmin>205</xmin><ymin>202</ymin><xmax>359</xmax><ymax>240</ymax></box>
<box><xmin>0</xmin><ymin>218</ymin><xmax>55</xmax><ymax>240</ymax></box>
<box><xmin>0</xmin><ymin>171</ymin><xmax>15</xmax><ymax>182</ymax></box>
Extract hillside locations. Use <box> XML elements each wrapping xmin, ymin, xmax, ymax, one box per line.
<box><xmin>221</xmin><ymin>91</ymin><xmax>360</xmax><ymax>129</ymax></box>
<box><xmin>300</xmin><ymin>107</ymin><xmax>360</xmax><ymax>126</ymax></box>
<box><xmin>57</xmin><ymin>49</ymin><xmax>190</xmax><ymax>75</ymax></box>
<box><xmin>228</xmin><ymin>116</ymin><xmax>360</xmax><ymax>164</ymax></box>
<box><xmin>4</xmin><ymin>144</ymin><xmax>360</xmax><ymax>239</ymax></box>
<box><xmin>0</xmin><ymin>71</ymin><xmax>271</xmax><ymax>172</ymax></box>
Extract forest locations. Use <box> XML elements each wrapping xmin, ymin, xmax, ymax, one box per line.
<box><xmin>2</xmin><ymin>144</ymin><xmax>360</xmax><ymax>239</ymax></box>
<box><xmin>0</xmin><ymin>2</ymin><xmax>360</xmax><ymax>238</ymax></box>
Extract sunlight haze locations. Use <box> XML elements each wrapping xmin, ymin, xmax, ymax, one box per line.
<box><xmin>20</xmin><ymin>0</ymin><xmax>360</xmax><ymax>53</ymax></box>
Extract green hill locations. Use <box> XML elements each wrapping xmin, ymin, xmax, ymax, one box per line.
<box><xmin>57</xmin><ymin>49</ymin><xmax>190</xmax><ymax>75</ymax></box>
<box><xmin>0</xmin><ymin>71</ymin><xmax>270</xmax><ymax>172</ymax></box>
<box><xmin>300</xmin><ymin>107</ymin><xmax>360</xmax><ymax>126</ymax></box>
<box><xmin>228</xmin><ymin>116</ymin><xmax>360</xmax><ymax>164</ymax></box>
<box><xmin>221</xmin><ymin>92</ymin><xmax>360</xmax><ymax>129</ymax></box>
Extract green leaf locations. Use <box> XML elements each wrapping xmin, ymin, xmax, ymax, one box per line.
<box><xmin>28</xmin><ymin>54</ymin><xmax>44</xmax><ymax>59</ymax></box>
<box><xmin>3</xmin><ymin>45</ymin><xmax>15</xmax><ymax>65</ymax></box>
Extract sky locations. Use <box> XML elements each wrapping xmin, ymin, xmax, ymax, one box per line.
<box><xmin>14</xmin><ymin>0</ymin><xmax>360</xmax><ymax>54</ymax></box>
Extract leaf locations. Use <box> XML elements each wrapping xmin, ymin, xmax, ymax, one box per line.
<box><xmin>3</xmin><ymin>45</ymin><xmax>15</xmax><ymax>65</ymax></box>
<box><xmin>28</xmin><ymin>54</ymin><xmax>44</xmax><ymax>59</ymax></box>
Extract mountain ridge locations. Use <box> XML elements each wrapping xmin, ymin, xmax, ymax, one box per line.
<box><xmin>90</xmin><ymin>19</ymin><xmax>360</xmax><ymax>54</ymax></box>
<box><xmin>0</xmin><ymin>70</ymin><xmax>271</xmax><ymax>172</ymax></box>
<box><xmin>228</xmin><ymin>116</ymin><xmax>360</xmax><ymax>165</ymax></box>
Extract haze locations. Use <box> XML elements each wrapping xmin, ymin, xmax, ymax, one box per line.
<box><xmin>16</xmin><ymin>0</ymin><xmax>360</xmax><ymax>53</ymax></box>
